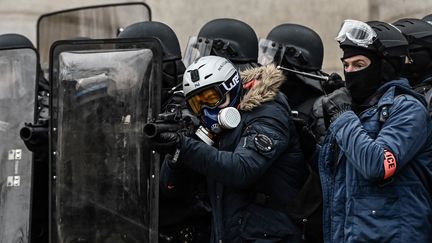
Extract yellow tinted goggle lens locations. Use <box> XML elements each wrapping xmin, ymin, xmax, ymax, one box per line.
<box><xmin>187</xmin><ymin>88</ymin><xmax>222</xmax><ymax>114</ymax></box>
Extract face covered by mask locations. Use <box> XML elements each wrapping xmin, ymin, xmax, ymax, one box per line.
<box><xmin>342</xmin><ymin>48</ymin><xmax>382</xmax><ymax>104</ymax></box>
<box><xmin>186</xmin><ymin>81</ymin><xmax>242</xmax><ymax>145</ymax></box>
<box><xmin>401</xmin><ymin>47</ymin><xmax>432</xmax><ymax>85</ymax></box>
<box><xmin>201</xmin><ymin>104</ymin><xmax>241</xmax><ymax>133</ymax></box>
<box><xmin>196</xmin><ymin>99</ymin><xmax>241</xmax><ymax>146</ymax></box>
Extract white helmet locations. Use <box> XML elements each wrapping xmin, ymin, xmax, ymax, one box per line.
<box><xmin>183</xmin><ymin>55</ymin><xmax>238</xmax><ymax>95</ymax></box>
<box><xmin>183</xmin><ymin>55</ymin><xmax>241</xmax><ymax>115</ymax></box>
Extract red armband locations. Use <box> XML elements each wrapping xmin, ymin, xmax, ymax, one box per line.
<box><xmin>383</xmin><ymin>149</ymin><xmax>397</xmax><ymax>179</ymax></box>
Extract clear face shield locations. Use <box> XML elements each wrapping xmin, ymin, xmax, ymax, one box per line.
<box><xmin>258</xmin><ymin>38</ymin><xmax>285</xmax><ymax>66</ymax></box>
<box><xmin>258</xmin><ymin>38</ymin><xmax>309</xmax><ymax>67</ymax></box>
<box><xmin>335</xmin><ymin>19</ymin><xmax>377</xmax><ymax>48</ymax></box>
<box><xmin>258</xmin><ymin>38</ymin><xmax>328</xmax><ymax>90</ymax></box>
<box><xmin>182</xmin><ymin>36</ymin><xmax>213</xmax><ymax>68</ymax></box>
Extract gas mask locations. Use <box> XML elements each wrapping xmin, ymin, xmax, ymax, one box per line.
<box><xmin>186</xmin><ymin>83</ymin><xmax>242</xmax><ymax>145</ymax></box>
<box><xmin>196</xmin><ymin>106</ymin><xmax>241</xmax><ymax>145</ymax></box>
<box><xmin>183</xmin><ymin>56</ymin><xmax>243</xmax><ymax>145</ymax></box>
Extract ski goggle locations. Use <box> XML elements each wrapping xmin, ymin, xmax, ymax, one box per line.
<box><xmin>187</xmin><ymin>86</ymin><xmax>224</xmax><ymax>115</ymax></box>
<box><xmin>335</xmin><ymin>19</ymin><xmax>377</xmax><ymax>48</ymax></box>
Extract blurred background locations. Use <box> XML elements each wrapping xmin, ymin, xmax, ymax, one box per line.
<box><xmin>0</xmin><ymin>0</ymin><xmax>431</xmax><ymax>73</ymax></box>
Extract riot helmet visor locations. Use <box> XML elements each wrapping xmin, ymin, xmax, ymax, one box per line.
<box><xmin>258</xmin><ymin>38</ymin><xmax>284</xmax><ymax>66</ymax></box>
<box><xmin>183</xmin><ymin>36</ymin><xmax>213</xmax><ymax>67</ymax></box>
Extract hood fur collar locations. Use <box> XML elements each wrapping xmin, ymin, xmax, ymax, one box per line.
<box><xmin>239</xmin><ymin>64</ymin><xmax>285</xmax><ymax>111</ymax></box>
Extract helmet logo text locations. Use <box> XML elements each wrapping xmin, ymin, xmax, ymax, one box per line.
<box><xmin>222</xmin><ymin>74</ymin><xmax>239</xmax><ymax>91</ymax></box>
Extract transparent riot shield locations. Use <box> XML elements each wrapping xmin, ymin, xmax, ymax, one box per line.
<box><xmin>37</xmin><ymin>2</ymin><xmax>151</xmax><ymax>77</ymax></box>
<box><xmin>0</xmin><ymin>48</ymin><xmax>38</xmax><ymax>243</ymax></box>
<box><xmin>50</xmin><ymin>39</ymin><xmax>162</xmax><ymax>243</ymax></box>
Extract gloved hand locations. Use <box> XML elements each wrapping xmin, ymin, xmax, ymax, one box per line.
<box><xmin>322</xmin><ymin>72</ymin><xmax>345</xmax><ymax>94</ymax></box>
<box><xmin>150</xmin><ymin>132</ymin><xmax>181</xmax><ymax>155</ymax></box>
<box><xmin>322</xmin><ymin>87</ymin><xmax>352</xmax><ymax>128</ymax></box>
<box><xmin>291</xmin><ymin>116</ymin><xmax>317</xmax><ymax>162</ymax></box>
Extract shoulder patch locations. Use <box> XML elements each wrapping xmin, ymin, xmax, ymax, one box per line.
<box><xmin>254</xmin><ymin>134</ymin><xmax>273</xmax><ymax>152</ymax></box>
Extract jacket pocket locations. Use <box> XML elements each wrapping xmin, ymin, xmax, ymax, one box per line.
<box><xmin>346</xmin><ymin>195</ymin><xmax>400</xmax><ymax>242</ymax></box>
<box><xmin>237</xmin><ymin>204</ymin><xmax>301</xmax><ymax>242</ymax></box>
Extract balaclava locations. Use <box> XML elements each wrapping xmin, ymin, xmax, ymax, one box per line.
<box><xmin>342</xmin><ymin>47</ymin><xmax>382</xmax><ymax>104</ymax></box>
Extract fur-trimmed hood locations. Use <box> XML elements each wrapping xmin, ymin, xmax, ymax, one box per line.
<box><xmin>239</xmin><ymin>64</ymin><xmax>285</xmax><ymax>111</ymax></box>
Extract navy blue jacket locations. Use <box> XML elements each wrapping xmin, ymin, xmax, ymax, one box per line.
<box><xmin>161</xmin><ymin>65</ymin><xmax>308</xmax><ymax>242</ymax></box>
<box><xmin>319</xmin><ymin>79</ymin><xmax>432</xmax><ymax>243</ymax></box>
<box><xmin>413</xmin><ymin>75</ymin><xmax>432</xmax><ymax>116</ymax></box>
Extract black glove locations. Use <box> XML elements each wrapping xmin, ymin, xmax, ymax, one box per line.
<box><xmin>162</xmin><ymin>90</ymin><xmax>186</xmax><ymax>111</ymax></box>
<box><xmin>322</xmin><ymin>72</ymin><xmax>345</xmax><ymax>94</ymax></box>
<box><xmin>291</xmin><ymin>116</ymin><xmax>317</xmax><ymax>162</ymax></box>
<box><xmin>322</xmin><ymin>87</ymin><xmax>352</xmax><ymax>128</ymax></box>
<box><xmin>150</xmin><ymin>132</ymin><xmax>181</xmax><ymax>155</ymax></box>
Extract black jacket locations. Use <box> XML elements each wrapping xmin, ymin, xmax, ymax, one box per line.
<box><xmin>161</xmin><ymin>65</ymin><xmax>308</xmax><ymax>242</ymax></box>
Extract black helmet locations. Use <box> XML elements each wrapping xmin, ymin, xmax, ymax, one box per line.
<box><xmin>393</xmin><ymin>18</ymin><xmax>432</xmax><ymax>45</ymax></box>
<box><xmin>368</xmin><ymin>21</ymin><xmax>409</xmax><ymax>58</ymax></box>
<box><xmin>118</xmin><ymin>21</ymin><xmax>182</xmax><ymax>61</ymax></box>
<box><xmin>195</xmin><ymin>18</ymin><xmax>258</xmax><ymax>63</ymax></box>
<box><xmin>266</xmin><ymin>24</ymin><xmax>324</xmax><ymax>71</ymax></box>
<box><xmin>423</xmin><ymin>14</ymin><xmax>432</xmax><ymax>25</ymax></box>
<box><xmin>393</xmin><ymin>18</ymin><xmax>432</xmax><ymax>84</ymax></box>
<box><xmin>118</xmin><ymin>21</ymin><xmax>185</xmax><ymax>103</ymax></box>
<box><xmin>337</xmin><ymin>20</ymin><xmax>408</xmax><ymax>59</ymax></box>
<box><xmin>337</xmin><ymin>20</ymin><xmax>409</xmax><ymax>84</ymax></box>
<box><xmin>0</xmin><ymin>33</ymin><xmax>34</xmax><ymax>49</ymax></box>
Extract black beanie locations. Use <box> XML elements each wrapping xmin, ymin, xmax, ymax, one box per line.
<box><xmin>341</xmin><ymin>46</ymin><xmax>378</xmax><ymax>60</ymax></box>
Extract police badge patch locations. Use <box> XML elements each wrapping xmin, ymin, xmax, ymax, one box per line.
<box><xmin>254</xmin><ymin>134</ymin><xmax>273</xmax><ymax>152</ymax></box>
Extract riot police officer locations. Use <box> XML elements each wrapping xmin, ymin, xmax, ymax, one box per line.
<box><xmin>393</xmin><ymin>18</ymin><xmax>432</xmax><ymax>114</ymax></box>
<box><xmin>118</xmin><ymin>21</ymin><xmax>186</xmax><ymax>106</ymax></box>
<box><xmin>320</xmin><ymin>19</ymin><xmax>432</xmax><ymax>242</ymax></box>
<box><xmin>183</xmin><ymin>18</ymin><xmax>260</xmax><ymax>71</ymax></box>
<box><xmin>259</xmin><ymin>23</ymin><xmax>344</xmax><ymax>144</ymax></box>
<box><xmin>118</xmin><ymin>21</ymin><xmax>211</xmax><ymax>242</ymax></box>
